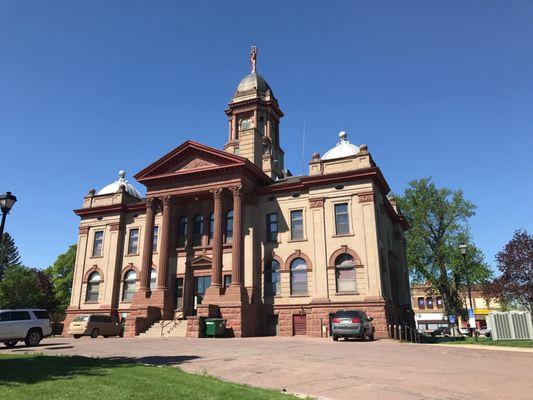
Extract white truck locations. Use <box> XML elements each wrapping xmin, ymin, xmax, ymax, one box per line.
<box><xmin>0</xmin><ymin>309</ymin><xmax>52</xmax><ymax>347</ymax></box>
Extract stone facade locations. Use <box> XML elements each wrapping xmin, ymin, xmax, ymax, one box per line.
<box><xmin>65</xmin><ymin>52</ymin><xmax>412</xmax><ymax>339</ymax></box>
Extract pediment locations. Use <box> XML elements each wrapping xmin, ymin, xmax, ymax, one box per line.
<box><xmin>135</xmin><ymin>140</ymin><xmax>247</xmax><ymax>182</ymax></box>
<box><xmin>191</xmin><ymin>255</ymin><xmax>212</xmax><ymax>267</ymax></box>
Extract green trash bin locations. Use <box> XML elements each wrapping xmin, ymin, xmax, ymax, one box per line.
<box><xmin>205</xmin><ymin>318</ymin><xmax>226</xmax><ymax>337</ymax></box>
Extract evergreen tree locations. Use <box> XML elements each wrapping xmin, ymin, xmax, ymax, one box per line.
<box><xmin>0</xmin><ymin>232</ymin><xmax>21</xmax><ymax>281</ymax></box>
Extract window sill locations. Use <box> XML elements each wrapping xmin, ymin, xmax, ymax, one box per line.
<box><xmin>290</xmin><ymin>294</ymin><xmax>309</xmax><ymax>298</ymax></box>
<box><xmin>334</xmin><ymin>291</ymin><xmax>359</xmax><ymax>296</ymax></box>
<box><xmin>125</xmin><ymin>253</ymin><xmax>139</xmax><ymax>257</ymax></box>
<box><xmin>85</xmin><ymin>301</ymin><xmax>99</xmax><ymax>304</ymax></box>
<box><xmin>332</xmin><ymin>233</ymin><xmax>355</xmax><ymax>238</ymax></box>
<box><xmin>89</xmin><ymin>255</ymin><xmax>104</xmax><ymax>259</ymax></box>
<box><xmin>288</xmin><ymin>238</ymin><xmax>307</xmax><ymax>243</ymax></box>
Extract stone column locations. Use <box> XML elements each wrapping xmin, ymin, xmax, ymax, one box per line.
<box><xmin>230</xmin><ymin>186</ymin><xmax>243</xmax><ymax>286</ymax></box>
<box><xmin>211</xmin><ymin>188</ymin><xmax>224</xmax><ymax>288</ymax></box>
<box><xmin>232</xmin><ymin>115</ymin><xmax>238</xmax><ymax>140</ymax></box>
<box><xmin>156</xmin><ymin>195</ymin><xmax>174</xmax><ymax>290</ymax></box>
<box><xmin>138</xmin><ymin>197</ymin><xmax>157</xmax><ymax>292</ymax></box>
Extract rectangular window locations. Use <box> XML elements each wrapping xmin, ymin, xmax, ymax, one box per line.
<box><xmin>92</xmin><ymin>231</ymin><xmax>104</xmax><ymax>257</ymax></box>
<box><xmin>334</xmin><ymin>203</ymin><xmax>350</xmax><ymax>235</ymax></box>
<box><xmin>223</xmin><ymin>275</ymin><xmax>232</xmax><ymax>288</ymax></box>
<box><xmin>128</xmin><ymin>228</ymin><xmax>139</xmax><ymax>254</ymax></box>
<box><xmin>436</xmin><ymin>297</ymin><xmax>443</xmax><ymax>309</ymax></box>
<box><xmin>417</xmin><ymin>297</ymin><xmax>425</xmax><ymax>309</ymax></box>
<box><xmin>266</xmin><ymin>213</ymin><xmax>278</xmax><ymax>242</ymax></box>
<box><xmin>153</xmin><ymin>226</ymin><xmax>159</xmax><ymax>253</ymax></box>
<box><xmin>10</xmin><ymin>311</ymin><xmax>31</xmax><ymax>321</ymax></box>
<box><xmin>426</xmin><ymin>297</ymin><xmax>434</xmax><ymax>309</ymax></box>
<box><xmin>290</xmin><ymin>210</ymin><xmax>304</xmax><ymax>240</ymax></box>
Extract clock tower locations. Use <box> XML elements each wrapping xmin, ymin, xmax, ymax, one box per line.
<box><xmin>224</xmin><ymin>47</ymin><xmax>285</xmax><ymax>180</ymax></box>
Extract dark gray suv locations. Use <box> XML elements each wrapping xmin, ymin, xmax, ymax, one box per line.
<box><xmin>331</xmin><ymin>310</ymin><xmax>374</xmax><ymax>341</ymax></box>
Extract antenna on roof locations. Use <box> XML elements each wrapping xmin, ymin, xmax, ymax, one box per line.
<box><xmin>301</xmin><ymin>118</ymin><xmax>307</xmax><ymax>175</ymax></box>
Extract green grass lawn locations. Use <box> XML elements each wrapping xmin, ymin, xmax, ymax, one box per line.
<box><xmin>443</xmin><ymin>337</ymin><xmax>533</xmax><ymax>348</ymax></box>
<box><xmin>0</xmin><ymin>354</ymin><xmax>302</xmax><ymax>400</ymax></box>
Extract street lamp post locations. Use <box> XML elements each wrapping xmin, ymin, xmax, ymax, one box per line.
<box><xmin>0</xmin><ymin>191</ymin><xmax>18</xmax><ymax>239</ymax></box>
<box><xmin>459</xmin><ymin>243</ymin><xmax>478</xmax><ymax>342</ymax></box>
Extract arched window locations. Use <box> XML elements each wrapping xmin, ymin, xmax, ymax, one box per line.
<box><xmin>335</xmin><ymin>253</ymin><xmax>356</xmax><ymax>293</ymax></box>
<box><xmin>150</xmin><ymin>268</ymin><xmax>157</xmax><ymax>291</ymax></box>
<box><xmin>86</xmin><ymin>272</ymin><xmax>101</xmax><ymax>302</ymax></box>
<box><xmin>193</xmin><ymin>214</ymin><xmax>204</xmax><ymax>246</ymax></box>
<box><xmin>290</xmin><ymin>258</ymin><xmax>307</xmax><ymax>295</ymax></box>
<box><xmin>265</xmin><ymin>259</ymin><xmax>280</xmax><ymax>296</ymax></box>
<box><xmin>225</xmin><ymin>210</ymin><xmax>234</xmax><ymax>244</ymax></box>
<box><xmin>177</xmin><ymin>216</ymin><xmax>188</xmax><ymax>247</ymax></box>
<box><xmin>122</xmin><ymin>270</ymin><xmax>137</xmax><ymax>301</ymax></box>
<box><xmin>208</xmin><ymin>212</ymin><xmax>214</xmax><ymax>244</ymax></box>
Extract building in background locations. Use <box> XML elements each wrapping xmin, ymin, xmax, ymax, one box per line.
<box><xmin>411</xmin><ymin>284</ymin><xmax>501</xmax><ymax>332</ymax></box>
<box><xmin>64</xmin><ymin>49</ymin><xmax>412</xmax><ymax>338</ymax></box>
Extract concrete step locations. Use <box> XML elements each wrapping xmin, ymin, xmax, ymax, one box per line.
<box><xmin>139</xmin><ymin>319</ymin><xmax>188</xmax><ymax>338</ymax></box>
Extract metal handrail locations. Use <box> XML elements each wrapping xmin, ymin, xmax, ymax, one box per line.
<box><xmin>159</xmin><ymin>309</ymin><xmax>185</xmax><ymax>336</ymax></box>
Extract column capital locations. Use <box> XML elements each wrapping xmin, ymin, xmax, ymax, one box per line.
<box><xmin>160</xmin><ymin>195</ymin><xmax>175</xmax><ymax>208</ymax></box>
<box><xmin>229</xmin><ymin>185</ymin><xmax>243</xmax><ymax>198</ymax></box>
<box><xmin>211</xmin><ymin>188</ymin><xmax>225</xmax><ymax>199</ymax></box>
<box><xmin>146</xmin><ymin>196</ymin><xmax>159</xmax><ymax>210</ymax></box>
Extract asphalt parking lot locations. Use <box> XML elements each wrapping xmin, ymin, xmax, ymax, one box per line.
<box><xmin>2</xmin><ymin>336</ymin><xmax>533</xmax><ymax>400</ymax></box>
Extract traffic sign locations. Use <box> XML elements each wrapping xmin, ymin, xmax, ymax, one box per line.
<box><xmin>468</xmin><ymin>308</ymin><xmax>474</xmax><ymax>318</ymax></box>
<box><xmin>448</xmin><ymin>315</ymin><xmax>456</xmax><ymax>324</ymax></box>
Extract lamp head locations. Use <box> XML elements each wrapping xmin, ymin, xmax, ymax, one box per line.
<box><xmin>0</xmin><ymin>192</ymin><xmax>17</xmax><ymax>213</ymax></box>
<box><xmin>458</xmin><ymin>244</ymin><xmax>467</xmax><ymax>255</ymax></box>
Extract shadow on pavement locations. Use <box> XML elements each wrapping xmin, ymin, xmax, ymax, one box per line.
<box><xmin>0</xmin><ymin>354</ymin><xmax>201</xmax><ymax>385</ymax></box>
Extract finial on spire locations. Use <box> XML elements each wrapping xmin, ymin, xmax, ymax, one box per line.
<box><xmin>339</xmin><ymin>131</ymin><xmax>347</xmax><ymax>141</ymax></box>
<box><xmin>250</xmin><ymin>45</ymin><xmax>258</xmax><ymax>73</ymax></box>
<box><xmin>118</xmin><ymin>170</ymin><xmax>126</xmax><ymax>180</ymax></box>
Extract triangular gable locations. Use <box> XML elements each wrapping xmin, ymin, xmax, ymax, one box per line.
<box><xmin>134</xmin><ymin>140</ymin><xmax>252</xmax><ymax>182</ymax></box>
<box><xmin>191</xmin><ymin>255</ymin><xmax>212</xmax><ymax>267</ymax></box>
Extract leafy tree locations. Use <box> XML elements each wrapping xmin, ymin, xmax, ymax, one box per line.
<box><xmin>45</xmin><ymin>244</ymin><xmax>77</xmax><ymax>314</ymax></box>
<box><xmin>396</xmin><ymin>178</ymin><xmax>492</xmax><ymax>320</ymax></box>
<box><xmin>0</xmin><ymin>232</ymin><xmax>21</xmax><ymax>281</ymax></box>
<box><xmin>483</xmin><ymin>230</ymin><xmax>533</xmax><ymax>313</ymax></box>
<box><xmin>0</xmin><ymin>264</ymin><xmax>55</xmax><ymax>309</ymax></box>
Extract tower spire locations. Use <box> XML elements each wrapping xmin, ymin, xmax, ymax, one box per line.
<box><xmin>250</xmin><ymin>45</ymin><xmax>258</xmax><ymax>73</ymax></box>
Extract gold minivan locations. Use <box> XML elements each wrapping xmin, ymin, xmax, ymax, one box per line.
<box><xmin>68</xmin><ymin>314</ymin><xmax>123</xmax><ymax>339</ymax></box>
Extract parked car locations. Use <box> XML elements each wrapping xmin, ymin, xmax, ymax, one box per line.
<box><xmin>331</xmin><ymin>310</ymin><xmax>374</xmax><ymax>341</ymax></box>
<box><xmin>459</xmin><ymin>327</ymin><xmax>470</xmax><ymax>335</ymax></box>
<box><xmin>68</xmin><ymin>314</ymin><xmax>123</xmax><ymax>338</ymax></box>
<box><xmin>477</xmin><ymin>328</ymin><xmax>491</xmax><ymax>337</ymax></box>
<box><xmin>431</xmin><ymin>327</ymin><xmax>451</xmax><ymax>337</ymax></box>
<box><xmin>0</xmin><ymin>309</ymin><xmax>52</xmax><ymax>347</ymax></box>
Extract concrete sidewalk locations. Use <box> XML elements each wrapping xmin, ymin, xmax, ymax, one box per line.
<box><xmin>2</xmin><ymin>336</ymin><xmax>532</xmax><ymax>400</ymax></box>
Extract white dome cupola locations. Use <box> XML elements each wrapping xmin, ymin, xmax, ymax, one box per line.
<box><xmin>321</xmin><ymin>131</ymin><xmax>360</xmax><ymax>160</ymax></box>
<box><xmin>97</xmin><ymin>170</ymin><xmax>143</xmax><ymax>199</ymax></box>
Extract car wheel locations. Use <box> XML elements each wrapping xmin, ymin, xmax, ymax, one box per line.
<box><xmin>3</xmin><ymin>340</ymin><xmax>18</xmax><ymax>348</ymax></box>
<box><xmin>90</xmin><ymin>328</ymin><xmax>99</xmax><ymax>338</ymax></box>
<box><xmin>73</xmin><ymin>335</ymin><xmax>81</xmax><ymax>339</ymax></box>
<box><xmin>332</xmin><ymin>336</ymin><xmax>339</xmax><ymax>341</ymax></box>
<box><xmin>25</xmin><ymin>329</ymin><xmax>42</xmax><ymax>347</ymax></box>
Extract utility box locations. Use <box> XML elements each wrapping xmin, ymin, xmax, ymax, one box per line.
<box><xmin>487</xmin><ymin>311</ymin><xmax>533</xmax><ymax>340</ymax></box>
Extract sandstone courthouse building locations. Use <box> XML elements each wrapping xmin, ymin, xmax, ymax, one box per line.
<box><xmin>65</xmin><ymin>49</ymin><xmax>412</xmax><ymax>338</ymax></box>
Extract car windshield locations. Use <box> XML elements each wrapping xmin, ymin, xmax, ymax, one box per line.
<box><xmin>73</xmin><ymin>315</ymin><xmax>89</xmax><ymax>322</ymax></box>
<box><xmin>334</xmin><ymin>311</ymin><xmax>360</xmax><ymax>319</ymax></box>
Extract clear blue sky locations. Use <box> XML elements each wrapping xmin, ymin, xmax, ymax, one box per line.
<box><xmin>1</xmin><ymin>1</ymin><xmax>531</xmax><ymax>269</ymax></box>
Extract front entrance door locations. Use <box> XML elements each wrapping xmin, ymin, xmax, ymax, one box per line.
<box><xmin>193</xmin><ymin>276</ymin><xmax>211</xmax><ymax>315</ymax></box>
<box><xmin>293</xmin><ymin>314</ymin><xmax>307</xmax><ymax>335</ymax></box>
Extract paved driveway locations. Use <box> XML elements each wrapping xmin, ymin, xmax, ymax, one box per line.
<box><xmin>2</xmin><ymin>336</ymin><xmax>532</xmax><ymax>400</ymax></box>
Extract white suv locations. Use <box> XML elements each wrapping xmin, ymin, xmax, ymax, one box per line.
<box><xmin>0</xmin><ymin>309</ymin><xmax>52</xmax><ymax>347</ymax></box>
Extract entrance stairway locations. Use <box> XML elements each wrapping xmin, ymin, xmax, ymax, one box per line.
<box><xmin>139</xmin><ymin>312</ymin><xmax>188</xmax><ymax>338</ymax></box>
